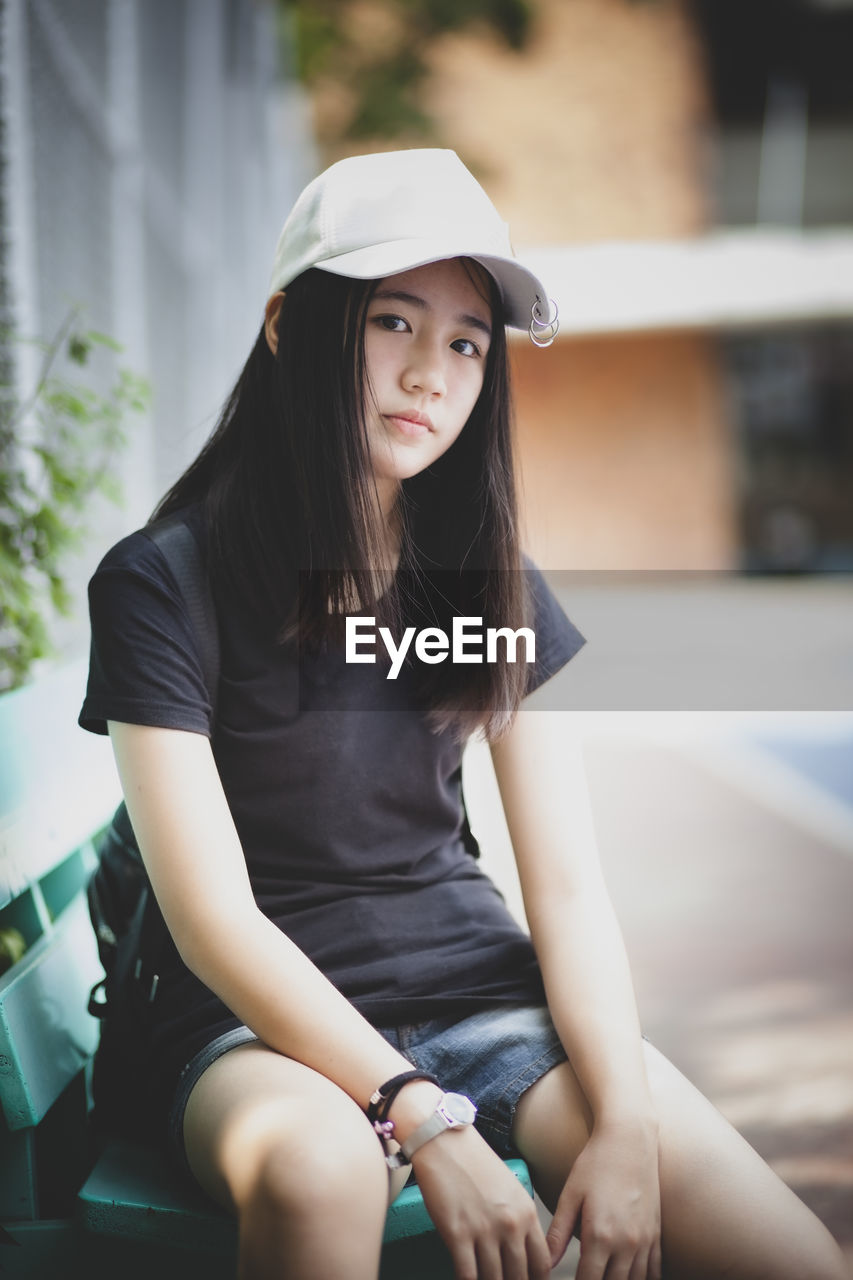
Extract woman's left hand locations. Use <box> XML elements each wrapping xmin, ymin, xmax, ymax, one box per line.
<box><xmin>545</xmin><ymin>1117</ymin><xmax>663</xmax><ymax>1280</ymax></box>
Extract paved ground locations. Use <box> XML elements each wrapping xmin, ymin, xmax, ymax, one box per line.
<box><xmin>466</xmin><ymin>712</ymin><xmax>853</xmax><ymax>1277</ymax></box>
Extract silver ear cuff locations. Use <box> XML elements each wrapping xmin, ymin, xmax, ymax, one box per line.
<box><xmin>528</xmin><ymin>297</ymin><xmax>559</xmax><ymax>347</ymax></box>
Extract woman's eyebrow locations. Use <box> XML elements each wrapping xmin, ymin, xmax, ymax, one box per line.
<box><xmin>372</xmin><ymin>289</ymin><xmax>492</xmax><ymax>339</ymax></box>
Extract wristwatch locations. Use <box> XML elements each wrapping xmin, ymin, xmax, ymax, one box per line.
<box><xmin>386</xmin><ymin>1091</ymin><xmax>477</xmax><ymax>1169</ymax></box>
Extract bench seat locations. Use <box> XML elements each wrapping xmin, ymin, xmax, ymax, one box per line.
<box><xmin>78</xmin><ymin>1139</ymin><xmax>532</xmax><ymax>1278</ymax></box>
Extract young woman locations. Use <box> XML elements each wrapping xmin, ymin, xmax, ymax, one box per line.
<box><xmin>80</xmin><ymin>149</ymin><xmax>847</xmax><ymax>1280</ymax></box>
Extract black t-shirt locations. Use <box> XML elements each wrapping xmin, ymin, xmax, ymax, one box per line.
<box><xmin>80</xmin><ymin>509</ymin><xmax>585</xmax><ymax>1117</ymax></box>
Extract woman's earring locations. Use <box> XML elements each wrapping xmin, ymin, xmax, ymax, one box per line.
<box><xmin>529</xmin><ymin>297</ymin><xmax>559</xmax><ymax>347</ymax></box>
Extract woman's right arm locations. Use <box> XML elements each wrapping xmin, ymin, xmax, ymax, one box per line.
<box><xmin>109</xmin><ymin>720</ymin><xmax>551</xmax><ymax>1279</ymax></box>
<box><xmin>109</xmin><ymin>720</ymin><xmax>415</xmax><ymax>1096</ymax></box>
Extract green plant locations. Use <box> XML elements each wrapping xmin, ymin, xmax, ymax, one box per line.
<box><xmin>0</xmin><ymin>311</ymin><xmax>149</xmax><ymax>692</ymax></box>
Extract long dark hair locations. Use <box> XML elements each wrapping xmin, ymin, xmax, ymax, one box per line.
<box><xmin>154</xmin><ymin>264</ymin><xmax>530</xmax><ymax>739</ymax></box>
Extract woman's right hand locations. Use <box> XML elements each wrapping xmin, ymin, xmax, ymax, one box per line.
<box><xmin>410</xmin><ymin>1126</ymin><xmax>552</xmax><ymax>1280</ymax></box>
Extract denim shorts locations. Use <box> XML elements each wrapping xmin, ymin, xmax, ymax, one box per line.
<box><xmin>168</xmin><ymin>1004</ymin><xmax>567</xmax><ymax>1171</ymax></box>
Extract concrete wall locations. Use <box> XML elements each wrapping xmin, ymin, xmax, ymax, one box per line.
<box><xmin>1</xmin><ymin>0</ymin><xmax>314</xmax><ymax>672</ymax></box>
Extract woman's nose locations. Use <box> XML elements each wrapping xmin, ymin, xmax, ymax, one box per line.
<box><xmin>401</xmin><ymin>343</ymin><xmax>446</xmax><ymax>397</ymax></box>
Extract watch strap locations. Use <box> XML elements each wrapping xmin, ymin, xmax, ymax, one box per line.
<box><xmin>390</xmin><ymin>1092</ymin><xmax>477</xmax><ymax>1167</ymax></box>
<box><xmin>399</xmin><ymin>1107</ymin><xmax>451</xmax><ymax>1161</ymax></box>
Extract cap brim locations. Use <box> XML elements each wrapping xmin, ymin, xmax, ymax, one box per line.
<box><xmin>311</xmin><ymin>239</ymin><xmax>552</xmax><ymax>331</ymax></box>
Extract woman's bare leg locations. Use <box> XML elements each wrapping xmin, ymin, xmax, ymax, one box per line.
<box><xmin>513</xmin><ymin>1040</ymin><xmax>848</xmax><ymax>1280</ymax></box>
<box><xmin>182</xmin><ymin>1041</ymin><xmax>410</xmax><ymax>1280</ymax></box>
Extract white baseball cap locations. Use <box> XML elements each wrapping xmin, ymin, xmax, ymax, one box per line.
<box><xmin>267</xmin><ymin>149</ymin><xmax>558</xmax><ymax>339</ymax></box>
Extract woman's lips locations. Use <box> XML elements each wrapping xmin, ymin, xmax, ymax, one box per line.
<box><xmin>384</xmin><ymin>411</ymin><xmax>434</xmax><ymax>436</ymax></box>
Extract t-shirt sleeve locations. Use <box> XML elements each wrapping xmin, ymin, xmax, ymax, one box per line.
<box><xmin>79</xmin><ymin>529</ymin><xmax>213</xmax><ymax>737</ymax></box>
<box><xmin>524</xmin><ymin>557</ymin><xmax>586</xmax><ymax>696</ymax></box>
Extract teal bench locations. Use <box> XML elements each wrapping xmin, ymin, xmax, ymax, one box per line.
<box><xmin>0</xmin><ymin>662</ymin><xmax>533</xmax><ymax>1278</ymax></box>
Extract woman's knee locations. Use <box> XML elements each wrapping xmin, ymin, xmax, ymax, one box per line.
<box><xmin>183</xmin><ymin>1045</ymin><xmax>389</xmax><ymax>1222</ymax></box>
<box><xmin>233</xmin><ymin>1105</ymin><xmax>391</xmax><ymax>1280</ymax></box>
<box><xmin>241</xmin><ymin>1103</ymin><xmax>388</xmax><ymax>1222</ymax></box>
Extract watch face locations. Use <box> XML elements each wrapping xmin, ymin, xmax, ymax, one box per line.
<box><xmin>443</xmin><ymin>1092</ymin><xmax>477</xmax><ymax>1125</ymax></box>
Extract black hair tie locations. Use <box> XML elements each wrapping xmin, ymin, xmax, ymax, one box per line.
<box><xmin>367</xmin><ymin>1069</ymin><xmax>441</xmax><ymax>1126</ymax></box>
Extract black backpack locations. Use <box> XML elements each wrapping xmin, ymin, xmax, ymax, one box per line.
<box><xmin>85</xmin><ymin>515</ymin><xmax>219</xmax><ymax>1138</ymax></box>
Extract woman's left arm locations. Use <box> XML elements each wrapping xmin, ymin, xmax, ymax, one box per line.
<box><xmin>490</xmin><ymin>710</ymin><xmax>663</xmax><ymax>1279</ymax></box>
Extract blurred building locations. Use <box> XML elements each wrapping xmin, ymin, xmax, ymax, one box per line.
<box><xmin>425</xmin><ymin>0</ymin><xmax>853</xmax><ymax>571</ymax></box>
<box><xmin>697</xmin><ymin>0</ymin><xmax>853</xmax><ymax>572</ymax></box>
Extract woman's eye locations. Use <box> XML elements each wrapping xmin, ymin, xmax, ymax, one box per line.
<box><xmin>451</xmin><ymin>338</ymin><xmax>481</xmax><ymax>358</ymax></box>
<box><xmin>375</xmin><ymin>314</ymin><xmax>409</xmax><ymax>332</ymax></box>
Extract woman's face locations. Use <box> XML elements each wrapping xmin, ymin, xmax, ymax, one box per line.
<box><xmin>362</xmin><ymin>258</ymin><xmax>493</xmax><ymax>505</ymax></box>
